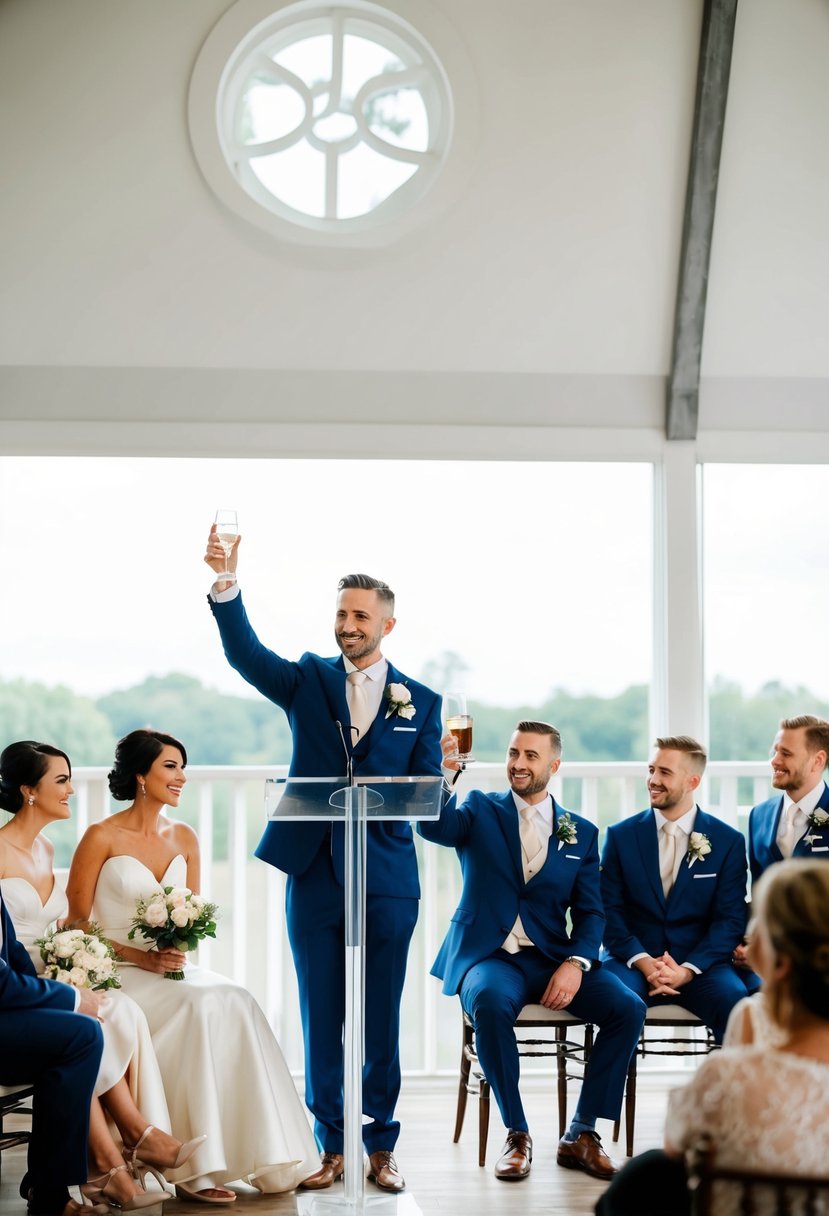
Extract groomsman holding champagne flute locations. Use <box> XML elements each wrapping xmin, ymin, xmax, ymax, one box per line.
<box><xmin>203</xmin><ymin>522</ymin><xmax>444</xmax><ymax>1194</ymax></box>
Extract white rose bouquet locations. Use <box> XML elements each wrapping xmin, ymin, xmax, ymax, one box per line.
<box><xmin>36</xmin><ymin>924</ymin><xmax>121</xmax><ymax>990</ymax></box>
<box><xmin>128</xmin><ymin>886</ymin><xmax>219</xmax><ymax>980</ymax></box>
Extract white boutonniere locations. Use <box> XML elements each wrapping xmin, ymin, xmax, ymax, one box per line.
<box><xmin>384</xmin><ymin>682</ymin><xmax>416</xmax><ymax>720</ymax></box>
<box><xmin>804</xmin><ymin>807</ymin><xmax>829</xmax><ymax>846</ymax></box>
<box><xmin>555</xmin><ymin>812</ymin><xmax>578</xmax><ymax>851</ymax></box>
<box><xmin>686</xmin><ymin>831</ymin><xmax>712</xmax><ymax>867</ymax></box>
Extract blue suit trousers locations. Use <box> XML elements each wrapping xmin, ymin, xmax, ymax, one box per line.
<box><xmin>285</xmin><ymin>846</ymin><xmax>418</xmax><ymax>1153</ymax></box>
<box><xmin>460</xmin><ymin>948</ymin><xmax>645</xmax><ymax>1133</ymax></box>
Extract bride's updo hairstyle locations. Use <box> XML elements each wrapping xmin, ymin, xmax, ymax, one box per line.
<box><xmin>0</xmin><ymin>740</ymin><xmax>71</xmax><ymax>814</ymax></box>
<box><xmin>755</xmin><ymin>858</ymin><xmax>829</xmax><ymax>1027</ymax></box>
<box><xmin>108</xmin><ymin>729</ymin><xmax>188</xmax><ymax>802</ymax></box>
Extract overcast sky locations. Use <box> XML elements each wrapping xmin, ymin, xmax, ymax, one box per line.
<box><xmin>0</xmin><ymin>457</ymin><xmax>825</xmax><ymax>707</ymax></box>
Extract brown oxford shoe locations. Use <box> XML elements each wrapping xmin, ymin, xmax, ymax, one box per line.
<box><xmin>556</xmin><ymin>1130</ymin><xmax>618</xmax><ymax>1180</ymax></box>
<box><xmin>299</xmin><ymin>1152</ymin><xmax>344</xmax><ymax>1189</ymax></box>
<box><xmin>367</xmin><ymin>1150</ymin><xmax>405</xmax><ymax>1193</ymax></box>
<box><xmin>494</xmin><ymin>1130</ymin><xmax>533</xmax><ymax>1181</ymax></box>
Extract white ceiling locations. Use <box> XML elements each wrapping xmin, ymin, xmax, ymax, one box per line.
<box><xmin>1</xmin><ymin>0</ymin><xmax>827</xmax><ymax>455</ymax></box>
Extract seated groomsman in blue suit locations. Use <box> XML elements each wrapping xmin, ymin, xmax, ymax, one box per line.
<box><xmin>419</xmin><ymin>721</ymin><xmax>646</xmax><ymax>1183</ymax></box>
<box><xmin>204</xmin><ymin>525</ymin><xmax>442</xmax><ymax>1194</ymax></box>
<box><xmin>1</xmin><ymin>887</ymin><xmax>104</xmax><ymax>1216</ymax></box>
<box><xmin>748</xmin><ymin>715</ymin><xmax>829</xmax><ymax>883</ymax></box>
<box><xmin>601</xmin><ymin>735</ymin><xmax>752</xmax><ymax>1045</ymax></box>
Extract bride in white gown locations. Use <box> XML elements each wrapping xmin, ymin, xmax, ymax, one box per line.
<box><xmin>65</xmin><ymin>729</ymin><xmax>318</xmax><ymax>1203</ymax></box>
<box><xmin>0</xmin><ymin>740</ymin><xmax>205</xmax><ymax>1213</ymax></box>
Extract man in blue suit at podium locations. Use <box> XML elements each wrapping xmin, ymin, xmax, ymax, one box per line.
<box><xmin>600</xmin><ymin>736</ymin><xmax>752</xmax><ymax>1044</ymax></box>
<box><xmin>205</xmin><ymin>526</ymin><xmax>442</xmax><ymax>1194</ymax></box>
<box><xmin>1</xmin><ymin>888</ymin><xmax>104</xmax><ymax>1216</ymax></box>
<box><xmin>419</xmin><ymin>722</ymin><xmax>646</xmax><ymax>1183</ymax></box>
<box><xmin>748</xmin><ymin>715</ymin><xmax>829</xmax><ymax>883</ymax></box>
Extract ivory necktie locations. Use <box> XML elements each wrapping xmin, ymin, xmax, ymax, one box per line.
<box><xmin>659</xmin><ymin>821</ymin><xmax>679</xmax><ymax>897</ymax></box>
<box><xmin>519</xmin><ymin>806</ymin><xmax>544</xmax><ymax>880</ymax></box>
<box><xmin>347</xmin><ymin>671</ymin><xmax>372</xmax><ymax>742</ymax></box>
<box><xmin>778</xmin><ymin>804</ymin><xmax>800</xmax><ymax>858</ymax></box>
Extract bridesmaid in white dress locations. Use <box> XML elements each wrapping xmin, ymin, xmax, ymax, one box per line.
<box><xmin>0</xmin><ymin>741</ymin><xmax>205</xmax><ymax>1212</ymax></box>
<box><xmin>65</xmin><ymin>729</ymin><xmax>319</xmax><ymax>1204</ymax></box>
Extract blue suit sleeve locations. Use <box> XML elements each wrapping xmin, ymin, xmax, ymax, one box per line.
<box><xmin>409</xmin><ymin>688</ymin><xmax>444</xmax><ymax>780</ymax></box>
<box><xmin>209</xmin><ymin>590</ymin><xmax>299</xmax><ymax>710</ymax></box>
<box><xmin>1</xmin><ymin>906</ymin><xmax>77</xmax><ymax>1013</ymax></box>
<box><xmin>567</xmin><ymin>824</ymin><xmax>606</xmax><ymax>961</ymax></box>
<box><xmin>600</xmin><ymin>827</ymin><xmax>645</xmax><ymax>962</ymax></box>
<box><xmin>417</xmin><ymin>791</ymin><xmax>475</xmax><ymax>846</ymax></box>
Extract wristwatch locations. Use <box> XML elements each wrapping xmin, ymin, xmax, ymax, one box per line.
<box><xmin>564</xmin><ymin>956</ymin><xmax>589</xmax><ymax>972</ymax></box>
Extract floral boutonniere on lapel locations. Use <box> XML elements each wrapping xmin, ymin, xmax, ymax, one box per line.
<box><xmin>804</xmin><ymin>807</ymin><xmax>829</xmax><ymax>846</ymax></box>
<box><xmin>384</xmin><ymin>682</ymin><xmax>416</xmax><ymax>721</ymax></box>
<box><xmin>555</xmin><ymin>812</ymin><xmax>578</xmax><ymax>851</ymax></box>
<box><xmin>686</xmin><ymin>831</ymin><xmax>712</xmax><ymax>867</ymax></box>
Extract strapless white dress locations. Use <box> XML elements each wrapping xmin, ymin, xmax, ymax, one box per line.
<box><xmin>0</xmin><ymin>874</ymin><xmax>170</xmax><ymax>1132</ymax></box>
<box><xmin>92</xmin><ymin>854</ymin><xmax>318</xmax><ymax>1192</ymax></box>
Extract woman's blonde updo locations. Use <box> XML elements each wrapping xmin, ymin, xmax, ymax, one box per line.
<box><xmin>753</xmin><ymin>858</ymin><xmax>829</xmax><ymax>1028</ymax></box>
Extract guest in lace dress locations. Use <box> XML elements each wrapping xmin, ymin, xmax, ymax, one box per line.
<box><xmin>596</xmin><ymin>858</ymin><xmax>829</xmax><ymax>1215</ymax></box>
<box><xmin>0</xmin><ymin>740</ymin><xmax>204</xmax><ymax>1212</ymax></box>
<box><xmin>65</xmin><ymin>729</ymin><xmax>318</xmax><ymax>1204</ymax></box>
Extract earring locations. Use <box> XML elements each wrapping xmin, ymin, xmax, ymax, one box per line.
<box><xmin>27</xmin><ymin>796</ymin><xmax>34</xmax><ymax>806</ymax></box>
<box><xmin>139</xmin><ymin>781</ymin><xmax>147</xmax><ymax>800</ymax></box>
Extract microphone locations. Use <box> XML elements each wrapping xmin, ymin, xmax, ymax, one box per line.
<box><xmin>334</xmin><ymin>720</ymin><xmax>354</xmax><ymax>785</ymax></box>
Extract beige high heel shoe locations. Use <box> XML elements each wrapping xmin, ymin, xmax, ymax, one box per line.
<box><xmin>122</xmin><ymin>1125</ymin><xmax>207</xmax><ymax>1187</ymax></box>
<box><xmin>79</xmin><ymin>1164</ymin><xmax>167</xmax><ymax>1215</ymax></box>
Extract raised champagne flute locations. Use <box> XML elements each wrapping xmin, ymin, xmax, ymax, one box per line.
<box><xmin>444</xmin><ymin>692</ymin><xmax>474</xmax><ymax>765</ymax></box>
<box><xmin>214</xmin><ymin>509</ymin><xmax>238</xmax><ymax>583</ymax></box>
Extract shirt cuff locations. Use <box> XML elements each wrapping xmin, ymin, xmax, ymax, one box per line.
<box><xmin>627</xmin><ymin>952</ymin><xmax>649</xmax><ymax>968</ymax></box>
<box><xmin>72</xmin><ymin>987</ymin><xmax>80</xmax><ymax>1011</ymax></box>
<box><xmin>209</xmin><ymin>583</ymin><xmax>241</xmax><ymax>603</ymax></box>
<box><xmin>569</xmin><ymin>955</ymin><xmax>592</xmax><ymax>971</ymax></box>
<box><xmin>681</xmin><ymin>961</ymin><xmax>701</xmax><ymax>975</ymax></box>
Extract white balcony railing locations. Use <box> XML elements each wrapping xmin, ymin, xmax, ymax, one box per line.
<box><xmin>50</xmin><ymin>760</ymin><xmax>771</xmax><ymax>1078</ymax></box>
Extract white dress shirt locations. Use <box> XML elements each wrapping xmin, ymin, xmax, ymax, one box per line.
<box><xmin>627</xmin><ymin>805</ymin><xmax>701</xmax><ymax>975</ymax></box>
<box><xmin>777</xmin><ymin>778</ymin><xmax>826</xmax><ymax>851</ymax></box>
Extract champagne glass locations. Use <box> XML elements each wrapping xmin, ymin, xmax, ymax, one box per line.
<box><xmin>214</xmin><ymin>509</ymin><xmax>238</xmax><ymax>582</ymax></box>
<box><xmin>444</xmin><ymin>691</ymin><xmax>474</xmax><ymax>764</ymax></box>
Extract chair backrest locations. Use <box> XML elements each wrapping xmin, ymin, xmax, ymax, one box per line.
<box><xmin>689</xmin><ymin>1138</ymin><xmax>829</xmax><ymax>1215</ymax></box>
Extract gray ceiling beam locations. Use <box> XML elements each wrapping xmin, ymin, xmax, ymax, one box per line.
<box><xmin>667</xmin><ymin>0</ymin><xmax>739</xmax><ymax>441</ymax></box>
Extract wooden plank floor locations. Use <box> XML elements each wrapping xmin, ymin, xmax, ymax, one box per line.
<box><xmin>0</xmin><ymin>1077</ymin><xmax>670</xmax><ymax>1216</ymax></box>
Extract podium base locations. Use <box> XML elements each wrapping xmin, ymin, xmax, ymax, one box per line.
<box><xmin>297</xmin><ymin>1191</ymin><xmax>424</xmax><ymax>1216</ymax></box>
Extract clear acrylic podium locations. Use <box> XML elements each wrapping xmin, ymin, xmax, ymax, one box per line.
<box><xmin>265</xmin><ymin>774</ymin><xmax>445</xmax><ymax>1215</ymax></box>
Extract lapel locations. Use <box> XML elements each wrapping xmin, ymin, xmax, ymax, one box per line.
<box><xmin>669</xmin><ymin>806</ymin><xmax>709</xmax><ymax>904</ymax></box>
<box><xmin>493</xmin><ymin>791</ymin><xmax>525</xmax><ymax>887</ymax></box>
<box><xmin>795</xmin><ymin>782</ymin><xmax>829</xmax><ymax>855</ymax></box>
<box><xmin>767</xmin><ymin>795</ymin><xmax>785</xmax><ymax>860</ymax></box>
<box><xmin>320</xmin><ymin>655</ymin><xmax>351</xmax><ymax>740</ymax></box>
<box><xmin>632</xmin><ymin>809</ymin><xmax>666</xmax><ymax>908</ymax></box>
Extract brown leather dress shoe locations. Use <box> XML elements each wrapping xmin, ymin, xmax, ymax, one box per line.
<box><xmin>556</xmin><ymin>1131</ymin><xmax>618</xmax><ymax>1180</ymax></box>
<box><xmin>299</xmin><ymin>1152</ymin><xmax>344</xmax><ymax>1189</ymax></box>
<box><xmin>494</xmin><ymin>1130</ymin><xmax>533</xmax><ymax>1180</ymax></box>
<box><xmin>367</xmin><ymin>1150</ymin><xmax>405</xmax><ymax>1193</ymax></box>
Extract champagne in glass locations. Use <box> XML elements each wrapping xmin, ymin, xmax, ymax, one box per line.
<box><xmin>214</xmin><ymin>509</ymin><xmax>238</xmax><ymax>582</ymax></box>
<box><xmin>444</xmin><ymin>692</ymin><xmax>474</xmax><ymax>764</ymax></box>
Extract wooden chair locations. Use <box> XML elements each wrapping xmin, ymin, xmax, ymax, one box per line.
<box><xmin>616</xmin><ymin>1005</ymin><xmax>717</xmax><ymax>1158</ymax></box>
<box><xmin>688</xmin><ymin>1136</ymin><xmax>829</xmax><ymax>1215</ymax></box>
<box><xmin>453</xmin><ymin>1003</ymin><xmax>595</xmax><ymax>1166</ymax></box>
<box><xmin>0</xmin><ymin>1083</ymin><xmax>33</xmax><ymax>1175</ymax></box>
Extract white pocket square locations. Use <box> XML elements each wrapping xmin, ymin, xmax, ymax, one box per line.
<box><xmin>393</xmin><ymin>726</ymin><xmax>416</xmax><ymax>732</ymax></box>
<box><xmin>565</xmin><ymin>854</ymin><xmax>581</xmax><ymax>860</ymax></box>
<box><xmin>693</xmin><ymin>872</ymin><xmax>717</xmax><ymax>879</ymax></box>
<box><xmin>812</xmin><ymin>846</ymin><xmax>829</xmax><ymax>853</ymax></box>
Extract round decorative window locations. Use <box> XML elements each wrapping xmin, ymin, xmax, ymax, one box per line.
<box><xmin>189</xmin><ymin>0</ymin><xmax>475</xmax><ymax>247</ymax></box>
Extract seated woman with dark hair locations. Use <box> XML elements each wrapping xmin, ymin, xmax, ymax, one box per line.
<box><xmin>0</xmin><ymin>739</ymin><xmax>203</xmax><ymax>1214</ymax></box>
<box><xmin>597</xmin><ymin>858</ymin><xmax>829</xmax><ymax>1216</ymax></box>
<box><xmin>65</xmin><ymin>729</ymin><xmax>318</xmax><ymax>1204</ymax></box>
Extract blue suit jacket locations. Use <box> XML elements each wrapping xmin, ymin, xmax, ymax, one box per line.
<box><xmin>0</xmin><ymin>893</ymin><xmax>77</xmax><ymax>1012</ymax></box>
<box><xmin>418</xmin><ymin>790</ymin><xmax>604</xmax><ymax>996</ymax></box>
<box><xmin>209</xmin><ymin>591</ymin><xmax>443</xmax><ymax>898</ymax></box>
<box><xmin>600</xmin><ymin>808</ymin><xmax>749</xmax><ymax>972</ymax></box>
<box><xmin>748</xmin><ymin>782</ymin><xmax>829</xmax><ymax>884</ymax></box>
